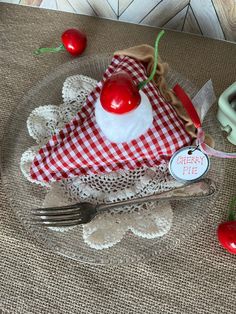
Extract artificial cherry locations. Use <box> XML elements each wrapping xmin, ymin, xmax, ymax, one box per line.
<box><xmin>217</xmin><ymin>197</ymin><xmax>236</xmax><ymax>254</ymax></box>
<box><xmin>100</xmin><ymin>30</ymin><xmax>165</xmax><ymax>114</ymax></box>
<box><xmin>100</xmin><ymin>71</ymin><xmax>141</xmax><ymax>114</ymax></box>
<box><xmin>61</xmin><ymin>29</ymin><xmax>87</xmax><ymax>56</ymax></box>
<box><xmin>34</xmin><ymin>28</ymin><xmax>87</xmax><ymax>56</ymax></box>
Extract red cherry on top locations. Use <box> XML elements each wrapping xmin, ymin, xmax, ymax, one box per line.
<box><xmin>100</xmin><ymin>71</ymin><xmax>141</xmax><ymax>114</ymax></box>
<box><xmin>61</xmin><ymin>28</ymin><xmax>87</xmax><ymax>56</ymax></box>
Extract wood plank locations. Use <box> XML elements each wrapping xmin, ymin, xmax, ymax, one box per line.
<box><xmin>190</xmin><ymin>0</ymin><xmax>224</xmax><ymax>40</ymax></box>
<box><xmin>140</xmin><ymin>0</ymin><xmax>189</xmax><ymax>27</ymax></box>
<box><xmin>163</xmin><ymin>6</ymin><xmax>187</xmax><ymax>31</ymax></box>
<box><xmin>119</xmin><ymin>0</ymin><xmax>160</xmax><ymax>23</ymax></box>
<box><xmin>19</xmin><ymin>0</ymin><xmax>42</xmax><ymax>5</ymax></box>
<box><xmin>6</xmin><ymin>0</ymin><xmax>20</xmax><ymax>3</ymax></box>
<box><xmin>4</xmin><ymin>0</ymin><xmax>235</xmax><ymax>43</ymax></box>
<box><xmin>56</xmin><ymin>0</ymin><xmax>75</xmax><ymax>13</ymax></box>
<box><xmin>67</xmin><ymin>0</ymin><xmax>96</xmax><ymax>16</ymax></box>
<box><xmin>183</xmin><ymin>5</ymin><xmax>202</xmax><ymax>35</ymax></box>
<box><xmin>88</xmin><ymin>0</ymin><xmax>117</xmax><ymax>19</ymax></box>
<box><xmin>40</xmin><ymin>0</ymin><xmax>57</xmax><ymax>10</ymax></box>
<box><xmin>213</xmin><ymin>0</ymin><xmax>236</xmax><ymax>41</ymax></box>
<box><xmin>0</xmin><ymin>0</ymin><xmax>18</xmax><ymax>3</ymax></box>
<box><xmin>107</xmin><ymin>0</ymin><xmax>118</xmax><ymax>15</ymax></box>
<box><xmin>119</xmin><ymin>0</ymin><xmax>134</xmax><ymax>16</ymax></box>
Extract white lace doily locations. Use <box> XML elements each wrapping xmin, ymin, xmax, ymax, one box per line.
<box><xmin>20</xmin><ymin>74</ymin><xmax>182</xmax><ymax>250</ymax></box>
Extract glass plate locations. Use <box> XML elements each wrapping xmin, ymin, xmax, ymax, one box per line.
<box><xmin>1</xmin><ymin>54</ymin><xmax>225</xmax><ymax>265</ymax></box>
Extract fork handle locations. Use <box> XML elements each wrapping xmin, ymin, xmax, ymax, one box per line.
<box><xmin>97</xmin><ymin>178</ymin><xmax>215</xmax><ymax>212</ymax></box>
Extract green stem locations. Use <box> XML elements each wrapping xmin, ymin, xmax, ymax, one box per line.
<box><xmin>230</xmin><ymin>196</ymin><xmax>236</xmax><ymax>209</ymax></box>
<box><xmin>138</xmin><ymin>30</ymin><xmax>165</xmax><ymax>90</ymax></box>
<box><xmin>228</xmin><ymin>210</ymin><xmax>236</xmax><ymax>221</ymax></box>
<box><xmin>34</xmin><ymin>43</ymin><xmax>66</xmax><ymax>55</ymax></box>
<box><xmin>228</xmin><ymin>196</ymin><xmax>236</xmax><ymax>221</ymax></box>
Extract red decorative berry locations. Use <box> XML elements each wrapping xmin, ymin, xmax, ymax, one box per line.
<box><xmin>100</xmin><ymin>71</ymin><xmax>141</xmax><ymax>114</ymax></box>
<box><xmin>61</xmin><ymin>28</ymin><xmax>87</xmax><ymax>56</ymax></box>
<box><xmin>34</xmin><ymin>28</ymin><xmax>87</xmax><ymax>57</ymax></box>
<box><xmin>217</xmin><ymin>221</ymin><xmax>236</xmax><ymax>254</ymax></box>
<box><xmin>99</xmin><ymin>30</ymin><xmax>165</xmax><ymax>114</ymax></box>
<box><xmin>217</xmin><ymin>197</ymin><xmax>236</xmax><ymax>254</ymax></box>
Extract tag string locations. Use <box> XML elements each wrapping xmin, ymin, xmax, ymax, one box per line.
<box><xmin>173</xmin><ymin>84</ymin><xmax>236</xmax><ymax>159</ymax></box>
<box><xmin>188</xmin><ymin>145</ymin><xmax>200</xmax><ymax>154</ymax></box>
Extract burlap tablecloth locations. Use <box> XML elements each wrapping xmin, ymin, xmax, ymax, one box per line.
<box><xmin>0</xmin><ymin>3</ymin><xmax>236</xmax><ymax>313</ymax></box>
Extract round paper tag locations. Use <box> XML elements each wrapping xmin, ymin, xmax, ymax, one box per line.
<box><xmin>169</xmin><ymin>146</ymin><xmax>210</xmax><ymax>182</ymax></box>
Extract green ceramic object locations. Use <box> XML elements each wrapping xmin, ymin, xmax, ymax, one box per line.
<box><xmin>217</xmin><ymin>82</ymin><xmax>236</xmax><ymax>145</ymax></box>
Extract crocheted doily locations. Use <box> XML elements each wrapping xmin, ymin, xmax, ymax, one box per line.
<box><xmin>20</xmin><ymin>74</ymin><xmax>182</xmax><ymax>250</ymax></box>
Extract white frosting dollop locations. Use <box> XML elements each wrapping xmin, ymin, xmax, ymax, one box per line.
<box><xmin>95</xmin><ymin>91</ymin><xmax>153</xmax><ymax>143</ymax></box>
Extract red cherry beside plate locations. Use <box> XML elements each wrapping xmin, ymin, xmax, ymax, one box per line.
<box><xmin>217</xmin><ymin>221</ymin><xmax>236</xmax><ymax>254</ymax></box>
<box><xmin>34</xmin><ymin>28</ymin><xmax>87</xmax><ymax>57</ymax></box>
<box><xmin>61</xmin><ymin>28</ymin><xmax>87</xmax><ymax>56</ymax></box>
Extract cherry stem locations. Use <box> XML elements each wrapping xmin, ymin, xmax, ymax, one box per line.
<box><xmin>34</xmin><ymin>43</ymin><xmax>66</xmax><ymax>55</ymax></box>
<box><xmin>138</xmin><ymin>30</ymin><xmax>165</xmax><ymax>90</ymax></box>
<box><xmin>228</xmin><ymin>196</ymin><xmax>236</xmax><ymax>221</ymax></box>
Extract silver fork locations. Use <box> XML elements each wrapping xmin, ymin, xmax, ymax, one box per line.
<box><xmin>32</xmin><ymin>178</ymin><xmax>216</xmax><ymax>227</ymax></box>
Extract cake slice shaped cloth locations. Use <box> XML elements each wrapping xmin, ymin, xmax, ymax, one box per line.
<box><xmin>30</xmin><ymin>55</ymin><xmax>192</xmax><ymax>183</ymax></box>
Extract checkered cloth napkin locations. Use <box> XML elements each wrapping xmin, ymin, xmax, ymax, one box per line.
<box><xmin>30</xmin><ymin>55</ymin><xmax>192</xmax><ymax>183</ymax></box>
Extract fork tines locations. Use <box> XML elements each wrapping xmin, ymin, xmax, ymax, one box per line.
<box><xmin>32</xmin><ymin>207</ymin><xmax>85</xmax><ymax>227</ymax></box>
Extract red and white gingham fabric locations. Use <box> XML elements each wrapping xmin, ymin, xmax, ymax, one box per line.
<box><xmin>30</xmin><ymin>55</ymin><xmax>192</xmax><ymax>183</ymax></box>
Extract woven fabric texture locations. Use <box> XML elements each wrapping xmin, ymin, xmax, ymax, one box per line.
<box><xmin>0</xmin><ymin>3</ymin><xmax>236</xmax><ymax>314</ymax></box>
